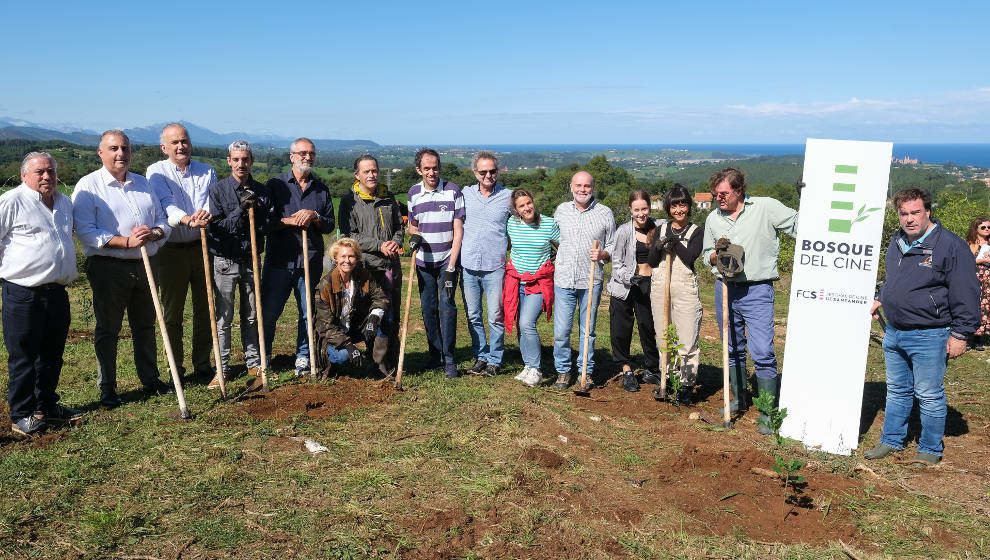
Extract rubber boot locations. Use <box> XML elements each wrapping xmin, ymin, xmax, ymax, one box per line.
<box><xmin>756</xmin><ymin>375</ymin><xmax>780</xmax><ymax>436</ymax></box>
<box><xmin>719</xmin><ymin>364</ymin><xmax>748</xmax><ymax>416</ymax></box>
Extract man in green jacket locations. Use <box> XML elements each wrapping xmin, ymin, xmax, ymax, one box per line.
<box><xmin>338</xmin><ymin>155</ymin><xmax>405</xmax><ymax>374</ymax></box>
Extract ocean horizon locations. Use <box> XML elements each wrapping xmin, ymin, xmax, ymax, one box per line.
<box><xmin>445</xmin><ymin>143</ymin><xmax>990</xmax><ymax>168</ymax></box>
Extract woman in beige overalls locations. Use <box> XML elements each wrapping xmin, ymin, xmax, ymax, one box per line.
<box><xmin>648</xmin><ymin>184</ymin><xmax>704</xmax><ymax>404</ymax></box>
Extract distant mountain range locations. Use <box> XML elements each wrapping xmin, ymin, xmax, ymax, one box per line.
<box><xmin>0</xmin><ymin>118</ymin><xmax>380</xmax><ymax>151</ymax></box>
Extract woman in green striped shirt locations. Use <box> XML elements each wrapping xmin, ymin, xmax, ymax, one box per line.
<box><xmin>504</xmin><ymin>189</ymin><xmax>560</xmax><ymax>386</ymax></box>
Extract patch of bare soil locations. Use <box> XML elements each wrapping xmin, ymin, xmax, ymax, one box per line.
<box><xmin>521</xmin><ymin>446</ymin><xmax>565</xmax><ymax>468</ymax></box>
<box><xmin>239</xmin><ymin>377</ymin><xmax>390</xmax><ymax>421</ymax></box>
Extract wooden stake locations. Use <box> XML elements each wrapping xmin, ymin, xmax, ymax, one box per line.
<box><xmin>302</xmin><ymin>229</ymin><xmax>317</xmax><ymax>378</ymax></box>
<box><xmin>200</xmin><ymin>228</ymin><xmax>226</xmax><ymax>397</ymax></box>
<box><xmin>248</xmin><ymin>207</ymin><xmax>269</xmax><ymax>391</ymax></box>
<box><xmin>394</xmin><ymin>249</ymin><xmax>417</xmax><ymax>390</ymax></box>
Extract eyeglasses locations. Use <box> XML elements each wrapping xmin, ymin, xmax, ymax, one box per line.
<box><xmin>291</xmin><ymin>151</ymin><xmax>316</xmax><ymax>158</ymax></box>
<box><xmin>980</xmin><ymin>225</ymin><xmax>990</xmax><ymax>230</ymax></box>
<box><xmin>477</xmin><ymin>169</ymin><xmax>497</xmax><ymax>176</ymax></box>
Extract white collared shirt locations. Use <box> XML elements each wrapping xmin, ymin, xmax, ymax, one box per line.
<box><xmin>0</xmin><ymin>184</ymin><xmax>78</xmax><ymax>286</ymax></box>
<box><xmin>72</xmin><ymin>167</ymin><xmax>171</xmax><ymax>259</ymax></box>
<box><xmin>147</xmin><ymin>158</ymin><xmax>216</xmax><ymax>243</ymax></box>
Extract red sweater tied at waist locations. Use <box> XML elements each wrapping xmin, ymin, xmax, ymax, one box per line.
<box><xmin>503</xmin><ymin>260</ymin><xmax>555</xmax><ymax>335</ymax></box>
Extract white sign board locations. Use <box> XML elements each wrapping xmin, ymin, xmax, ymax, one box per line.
<box><xmin>779</xmin><ymin>138</ymin><xmax>892</xmax><ymax>455</ymax></box>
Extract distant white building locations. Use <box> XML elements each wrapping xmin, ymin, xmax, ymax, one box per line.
<box><xmin>694</xmin><ymin>192</ymin><xmax>712</xmax><ymax>210</ymax></box>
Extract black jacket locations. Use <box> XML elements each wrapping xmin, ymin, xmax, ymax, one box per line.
<box><xmin>207</xmin><ymin>175</ymin><xmax>272</xmax><ymax>261</ymax></box>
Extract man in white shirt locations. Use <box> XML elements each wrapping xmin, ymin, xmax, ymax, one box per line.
<box><xmin>147</xmin><ymin>123</ymin><xmax>216</xmax><ymax>382</ymax></box>
<box><xmin>72</xmin><ymin>130</ymin><xmax>172</xmax><ymax>408</ymax></box>
<box><xmin>0</xmin><ymin>152</ymin><xmax>80</xmax><ymax>436</ymax></box>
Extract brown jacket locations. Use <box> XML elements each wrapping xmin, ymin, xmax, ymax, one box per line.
<box><xmin>314</xmin><ymin>265</ymin><xmax>388</xmax><ymax>376</ymax></box>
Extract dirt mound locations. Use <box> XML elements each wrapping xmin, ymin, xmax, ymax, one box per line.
<box><xmin>521</xmin><ymin>446</ymin><xmax>565</xmax><ymax>468</ymax></box>
<box><xmin>402</xmin><ymin>507</ymin><xmax>487</xmax><ymax>560</ymax></box>
<box><xmin>239</xmin><ymin>377</ymin><xmax>390</xmax><ymax>421</ymax></box>
<box><xmin>659</xmin><ymin>442</ymin><xmax>860</xmax><ymax>544</ymax></box>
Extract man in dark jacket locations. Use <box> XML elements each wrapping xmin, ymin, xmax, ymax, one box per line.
<box><xmin>206</xmin><ymin>140</ymin><xmax>271</xmax><ymax>387</ymax></box>
<box><xmin>261</xmin><ymin>138</ymin><xmax>335</xmax><ymax>376</ymax></box>
<box><xmin>337</xmin><ymin>155</ymin><xmax>404</xmax><ymax>374</ymax></box>
<box><xmin>866</xmin><ymin>188</ymin><xmax>980</xmax><ymax>465</ymax></box>
<box><xmin>313</xmin><ymin>238</ymin><xmax>389</xmax><ymax>377</ymax></box>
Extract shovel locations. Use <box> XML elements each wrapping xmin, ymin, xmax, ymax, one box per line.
<box><xmin>574</xmin><ymin>240</ymin><xmax>599</xmax><ymax>397</ymax></box>
<box><xmin>302</xmin><ymin>229</ymin><xmax>317</xmax><ymax>378</ymax></box>
<box><xmin>140</xmin><ymin>246</ymin><xmax>191</xmax><ymax>419</ymax></box>
<box><xmin>245</xmin><ymin>206</ymin><xmax>268</xmax><ymax>395</ymax></box>
<box><xmin>656</xmin><ymin>243</ymin><xmax>674</xmax><ymax>401</ymax></box>
<box><xmin>200</xmin><ymin>228</ymin><xmax>227</xmax><ymax>398</ymax></box>
<box><xmin>720</xmin><ymin>277</ymin><xmax>733</xmax><ymax>429</ymax></box>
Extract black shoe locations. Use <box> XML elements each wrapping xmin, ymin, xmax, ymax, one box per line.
<box><xmin>100</xmin><ymin>391</ymin><xmax>122</xmax><ymax>408</ymax></box>
<box><xmin>553</xmin><ymin>372</ymin><xmax>572</xmax><ymax>390</ymax></box>
<box><xmin>45</xmin><ymin>404</ymin><xmax>84</xmax><ymax>423</ymax></box>
<box><xmin>482</xmin><ymin>364</ymin><xmax>499</xmax><ymax>378</ymax></box>
<box><xmin>467</xmin><ymin>360</ymin><xmax>488</xmax><ymax>375</ymax></box>
<box><xmin>675</xmin><ymin>386</ymin><xmax>693</xmax><ymax>405</ymax></box>
<box><xmin>621</xmin><ymin>371</ymin><xmax>640</xmax><ymax>392</ymax></box>
<box><xmin>444</xmin><ymin>363</ymin><xmax>459</xmax><ymax>379</ymax></box>
<box><xmin>144</xmin><ymin>380</ymin><xmax>174</xmax><ymax>396</ymax></box>
<box><xmin>641</xmin><ymin>370</ymin><xmax>662</xmax><ymax>385</ymax></box>
<box><xmin>424</xmin><ymin>356</ymin><xmax>444</xmax><ymax>370</ymax></box>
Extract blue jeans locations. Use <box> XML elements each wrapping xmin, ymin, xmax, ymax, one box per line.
<box><xmin>461</xmin><ymin>268</ymin><xmax>505</xmax><ymax>365</ymax></box>
<box><xmin>553</xmin><ymin>283</ymin><xmax>603</xmax><ymax>375</ymax></box>
<box><xmin>714</xmin><ymin>280</ymin><xmax>778</xmax><ymax>379</ymax></box>
<box><xmin>325</xmin><ymin>319</ymin><xmax>390</xmax><ymax>365</ymax></box>
<box><xmin>517</xmin><ymin>285</ymin><xmax>545</xmax><ymax>369</ymax></box>
<box><xmin>880</xmin><ymin>325</ymin><xmax>950</xmax><ymax>456</ymax></box>
<box><xmin>261</xmin><ymin>263</ymin><xmax>322</xmax><ymax>364</ymax></box>
<box><xmin>418</xmin><ymin>265</ymin><xmax>458</xmax><ymax>365</ymax></box>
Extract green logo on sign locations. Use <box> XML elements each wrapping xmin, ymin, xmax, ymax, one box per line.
<box><xmin>828</xmin><ymin>164</ymin><xmax>881</xmax><ymax>233</ymax></box>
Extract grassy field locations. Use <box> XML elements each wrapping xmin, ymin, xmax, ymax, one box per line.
<box><xmin>1</xmin><ymin>256</ymin><xmax>989</xmax><ymax>559</ymax></box>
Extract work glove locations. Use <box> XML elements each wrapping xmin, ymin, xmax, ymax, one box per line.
<box><xmin>795</xmin><ymin>177</ymin><xmax>806</xmax><ymax>198</ymax></box>
<box><xmin>714</xmin><ymin>237</ymin><xmax>731</xmax><ymax>253</ymax></box>
<box><xmin>363</xmin><ymin>313</ymin><xmax>382</xmax><ymax>342</ymax></box>
<box><xmin>238</xmin><ymin>187</ymin><xmax>258</xmax><ymax>210</ymax></box>
<box><xmin>343</xmin><ymin>343</ymin><xmax>364</xmax><ymax>368</ymax></box>
<box><xmin>442</xmin><ymin>268</ymin><xmax>457</xmax><ymax>300</ymax></box>
<box><xmin>661</xmin><ymin>233</ymin><xmax>681</xmax><ymax>249</ymax></box>
<box><xmin>408</xmin><ymin>234</ymin><xmax>424</xmax><ymax>253</ymax></box>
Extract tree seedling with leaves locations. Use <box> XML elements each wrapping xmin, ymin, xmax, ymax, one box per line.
<box><xmin>657</xmin><ymin>323</ymin><xmax>684</xmax><ymax>404</ymax></box>
<box><xmin>754</xmin><ymin>389</ymin><xmax>807</xmax><ymax>518</ymax></box>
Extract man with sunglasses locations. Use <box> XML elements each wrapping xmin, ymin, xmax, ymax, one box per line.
<box><xmin>701</xmin><ymin>167</ymin><xmax>797</xmax><ymax>433</ymax></box>
<box><xmin>261</xmin><ymin>138</ymin><xmax>335</xmax><ymax>376</ymax></box>
<box><xmin>460</xmin><ymin>151</ymin><xmax>512</xmax><ymax>377</ymax></box>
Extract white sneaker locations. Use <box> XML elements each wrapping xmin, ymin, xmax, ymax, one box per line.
<box><xmin>514</xmin><ymin>366</ymin><xmax>531</xmax><ymax>381</ymax></box>
<box><xmin>522</xmin><ymin>368</ymin><xmax>542</xmax><ymax>387</ymax></box>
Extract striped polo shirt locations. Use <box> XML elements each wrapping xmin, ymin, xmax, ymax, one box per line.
<box><xmin>408</xmin><ymin>179</ymin><xmax>465</xmax><ymax>268</ymax></box>
<box><xmin>507</xmin><ymin>215</ymin><xmax>559</xmax><ymax>274</ymax></box>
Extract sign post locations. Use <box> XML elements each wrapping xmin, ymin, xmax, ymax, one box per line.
<box><xmin>779</xmin><ymin>138</ymin><xmax>892</xmax><ymax>455</ymax></box>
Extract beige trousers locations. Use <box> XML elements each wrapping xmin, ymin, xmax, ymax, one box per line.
<box><xmin>650</xmin><ymin>254</ymin><xmax>703</xmax><ymax>384</ymax></box>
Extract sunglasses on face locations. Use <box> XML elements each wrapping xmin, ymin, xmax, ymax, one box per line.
<box><xmin>477</xmin><ymin>169</ymin><xmax>497</xmax><ymax>176</ymax></box>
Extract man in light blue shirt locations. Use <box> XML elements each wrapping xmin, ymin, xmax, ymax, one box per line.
<box><xmin>147</xmin><ymin>123</ymin><xmax>217</xmax><ymax>382</ymax></box>
<box><xmin>73</xmin><ymin>130</ymin><xmax>173</xmax><ymax>408</ymax></box>
<box><xmin>460</xmin><ymin>151</ymin><xmax>512</xmax><ymax>377</ymax></box>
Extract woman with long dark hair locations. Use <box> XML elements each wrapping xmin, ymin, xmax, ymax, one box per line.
<box><xmin>503</xmin><ymin>189</ymin><xmax>559</xmax><ymax>386</ymax></box>
<box><xmin>966</xmin><ymin>216</ymin><xmax>990</xmax><ymax>350</ymax></box>
<box><xmin>606</xmin><ymin>190</ymin><xmax>662</xmax><ymax>392</ymax></box>
<box><xmin>648</xmin><ymin>184</ymin><xmax>704</xmax><ymax>403</ymax></box>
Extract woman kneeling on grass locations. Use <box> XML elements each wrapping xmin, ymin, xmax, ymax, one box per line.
<box><xmin>313</xmin><ymin>238</ymin><xmax>390</xmax><ymax>377</ymax></box>
<box><xmin>647</xmin><ymin>184</ymin><xmax>704</xmax><ymax>404</ymax></box>
<box><xmin>606</xmin><ymin>190</ymin><xmax>663</xmax><ymax>393</ymax></box>
<box><xmin>503</xmin><ymin>189</ymin><xmax>559</xmax><ymax>387</ymax></box>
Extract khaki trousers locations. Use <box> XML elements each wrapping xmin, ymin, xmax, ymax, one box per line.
<box><xmin>159</xmin><ymin>242</ymin><xmax>212</xmax><ymax>375</ymax></box>
<box><xmin>650</xmin><ymin>256</ymin><xmax>703</xmax><ymax>384</ymax></box>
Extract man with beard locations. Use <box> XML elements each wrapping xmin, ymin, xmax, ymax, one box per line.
<box><xmin>261</xmin><ymin>138</ymin><xmax>335</xmax><ymax>376</ymax></box>
<box><xmin>551</xmin><ymin>171</ymin><xmax>616</xmax><ymax>389</ymax></box>
<box><xmin>0</xmin><ymin>152</ymin><xmax>80</xmax><ymax>435</ymax></box>
<box><xmin>72</xmin><ymin>130</ymin><xmax>172</xmax><ymax>407</ymax></box>
<box><xmin>205</xmin><ymin>140</ymin><xmax>271</xmax><ymax>387</ymax></box>
<box><xmin>406</xmin><ymin>148</ymin><xmax>464</xmax><ymax>379</ymax></box>
<box><xmin>147</xmin><ymin>123</ymin><xmax>216</xmax><ymax>382</ymax></box>
<box><xmin>338</xmin><ymin>154</ymin><xmax>404</xmax><ymax>375</ymax></box>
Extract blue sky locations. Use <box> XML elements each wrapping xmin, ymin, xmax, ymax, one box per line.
<box><xmin>2</xmin><ymin>1</ymin><xmax>988</xmax><ymax>144</ymax></box>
